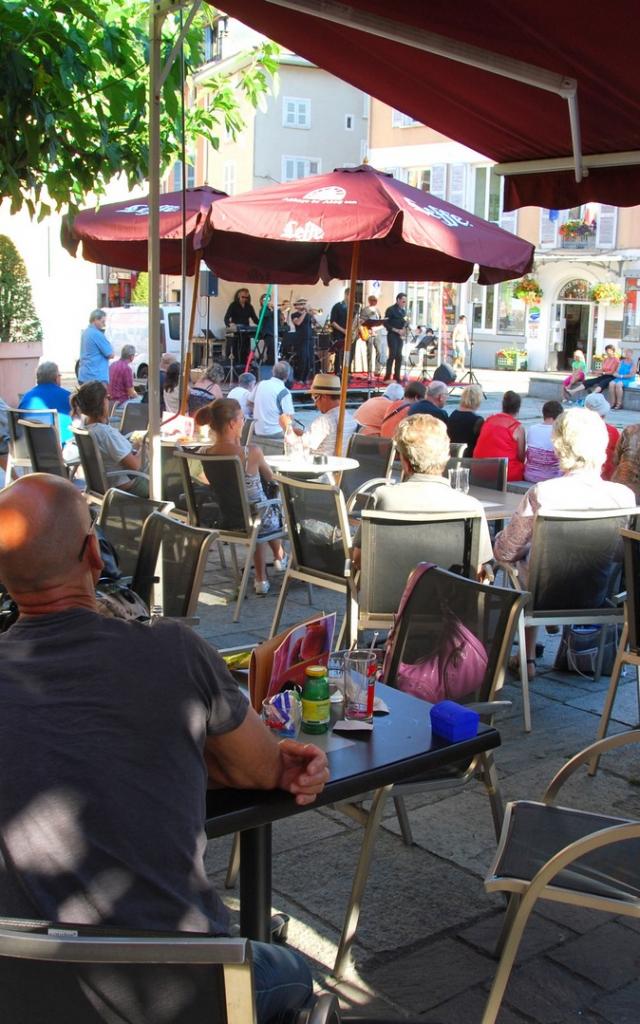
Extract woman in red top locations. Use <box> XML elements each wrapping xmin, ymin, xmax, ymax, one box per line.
<box><xmin>474</xmin><ymin>390</ymin><xmax>526</xmax><ymax>481</ymax></box>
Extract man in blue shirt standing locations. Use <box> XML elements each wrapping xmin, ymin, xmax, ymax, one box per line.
<box><xmin>78</xmin><ymin>309</ymin><xmax>113</xmax><ymax>384</ymax></box>
<box><xmin>19</xmin><ymin>361</ymin><xmax>73</xmax><ymax>443</ymax></box>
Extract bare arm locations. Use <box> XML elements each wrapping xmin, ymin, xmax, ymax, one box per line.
<box><xmin>204</xmin><ymin>708</ymin><xmax>329</xmax><ymax>806</ymax></box>
<box><xmin>120</xmin><ymin>449</ymin><xmax>142</xmax><ymax>472</ymax></box>
<box><xmin>514</xmin><ymin>424</ymin><xmax>526</xmax><ymax>461</ymax></box>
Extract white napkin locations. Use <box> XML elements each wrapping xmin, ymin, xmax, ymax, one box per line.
<box><xmin>333</xmin><ymin>719</ymin><xmax>374</xmax><ymax>733</ymax></box>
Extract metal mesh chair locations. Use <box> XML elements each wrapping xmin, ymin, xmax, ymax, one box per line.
<box><xmin>252</xmin><ymin>433</ymin><xmax>284</xmax><ymax>457</ymax></box>
<box><xmin>333</xmin><ymin>564</ymin><xmax>527</xmax><ymax>977</ymax></box>
<box><xmin>119</xmin><ymin>400</ymin><xmax>149</xmax><ymax>435</ymax></box>
<box><xmin>340</xmin><ymin>433</ymin><xmax>395</xmax><ymax>513</ymax></box>
<box><xmin>591</xmin><ymin>527</ymin><xmax>640</xmax><ymax>773</ymax></box>
<box><xmin>271</xmin><ymin>475</ymin><xmax>357</xmax><ymax>648</ymax></box>
<box><xmin>160</xmin><ymin>444</ymin><xmax>189</xmax><ymax>518</ymax></box>
<box><xmin>0</xmin><ymin>918</ymin><xmax>347</xmax><ymax>1024</ymax></box>
<box><xmin>132</xmin><ymin>511</ymin><xmax>217</xmax><ymax>620</ymax></box>
<box><xmin>97</xmin><ymin>488</ymin><xmax>174</xmax><ymax>579</ymax></box>
<box><xmin>481</xmin><ymin>731</ymin><xmax>640</xmax><ymax>1024</ymax></box>
<box><xmin>6</xmin><ymin>408</ymin><xmax>60</xmax><ymax>480</ymax></box>
<box><xmin>19</xmin><ymin>420</ymin><xmax>67</xmax><ymax>478</ymax></box>
<box><xmin>175</xmin><ymin>453</ymin><xmax>285</xmax><ymax>622</ymax></box>
<box><xmin>444</xmin><ymin>455</ymin><xmax>508</xmax><ymax>491</ymax></box>
<box><xmin>357</xmin><ymin>508</ymin><xmax>483</xmax><ymax>633</ymax></box>
<box><xmin>497</xmin><ymin>508</ymin><xmax>638</xmax><ymax>732</ymax></box>
<box><xmin>72</xmin><ymin>426</ymin><xmax>149</xmax><ymax>505</ymax></box>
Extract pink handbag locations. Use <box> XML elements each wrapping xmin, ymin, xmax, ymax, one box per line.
<box><xmin>384</xmin><ymin>564</ymin><xmax>488</xmax><ymax>703</ymax></box>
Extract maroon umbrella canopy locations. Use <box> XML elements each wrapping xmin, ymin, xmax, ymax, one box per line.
<box><xmin>215</xmin><ymin>0</ymin><xmax>640</xmax><ymax>211</ymax></box>
<box><xmin>61</xmin><ymin>185</ymin><xmax>227</xmax><ymax>275</ymax></box>
<box><xmin>199</xmin><ymin>165</ymin><xmax>534</xmax><ymax>284</ymax></box>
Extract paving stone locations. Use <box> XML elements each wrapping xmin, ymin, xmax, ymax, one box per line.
<box><xmin>548</xmin><ymin>921</ymin><xmax>640</xmax><ymax>991</ymax></box>
<box><xmin>592</xmin><ymin>979</ymin><xmax>640</xmax><ymax>1024</ymax></box>
<box><xmin>460</xmin><ymin>910</ymin><xmax>572</xmax><ymax>959</ymax></box>
<box><xmin>499</xmin><ymin>957</ymin><xmax>600</xmax><ymax>1022</ymax></box>
<box><xmin>422</xmin><ymin>985</ymin><xmax>529</xmax><ymax>1023</ymax></box>
<box><xmin>359</xmin><ymin>938</ymin><xmax>494</xmax><ymax>1013</ymax></box>
<box><xmin>271</xmin><ymin>829</ymin><xmax>491</xmax><ymax>953</ymax></box>
<box><xmin>565</xmin><ymin>684</ymin><xmax>640</xmax><ymax>727</ymax></box>
<box><xmin>535</xmin><ymin>902</ymin><xmax>614</xmax><ymax>935</ymax></box>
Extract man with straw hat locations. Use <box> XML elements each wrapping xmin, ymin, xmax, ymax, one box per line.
<box><xmin>282</xmin><ymin>373</ymin><xmax>357</xmax><ymax>456</ymax></box>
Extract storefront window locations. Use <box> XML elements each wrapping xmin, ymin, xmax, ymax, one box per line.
<box><xmin>559</xmin><ymin>279</ymin><xmax>590</xmax><ymax>301</ymax></box>
<box><xmin>497</xmin><ymin>282</ymin><xmax>525</xmax><ymax>335</ymax></box>
<box><xmin>470</xmin><ymin>282</ymin><xmax>495</xmax><ymax>331</ymax></box>
<box><xmin>623</xmin><ymin>277</ymin><xmax>640</xmax><ymax>341</ymax></box>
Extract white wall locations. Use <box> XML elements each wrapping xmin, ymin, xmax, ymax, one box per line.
<box><xmin>0</xmin><ymin>178</ymin><xmax>148</xmax><ymax>374</ymax></box>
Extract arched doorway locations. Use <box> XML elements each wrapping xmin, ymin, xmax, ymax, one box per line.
<box><xmin>550</xmin><ymin>279</ymin><xmax>594</xmax><ymax>371</ymax></box>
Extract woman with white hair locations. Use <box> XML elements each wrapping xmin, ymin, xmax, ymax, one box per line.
<box><xmin>494</xmin><ymin>407</ymin><xmax>635</xmax><ymax>677</ymax></box>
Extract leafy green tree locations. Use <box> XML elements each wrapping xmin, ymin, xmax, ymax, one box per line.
<box><xmin>131</xmin><ymin>271</ymin><xmax>149</xmax><ymax>306</ymax></box>
<box><xmin>0</xmin><ymin>1</ymin><xmax>278</xmax><ymax>219</ymax></box>
<box><xmin>0</xmin><ymin>235</ymin><xmax>43</xmax><ymax>343</ymax></box>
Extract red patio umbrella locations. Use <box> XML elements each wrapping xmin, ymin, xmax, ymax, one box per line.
<box><xmin>199</xmin><ymin>164</ymin><xmax>533</xmax><ymax>286</ymax></box>
<box><xmin>61</xmin><ymin>185</ymin><xmax>227</xmax><ymax>276</ymax></box>
<box><xmin>199</xmin><ymin>164</ymin><xmax>534</xmax><ymax>451</ymax></box>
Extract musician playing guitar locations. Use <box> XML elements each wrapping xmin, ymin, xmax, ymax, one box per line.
<box><xmin>384</xmin><ymin>291</ymin><xmax>408</xmax><ymax>382</ymax></box>
<box><xmin>329</xmin><ymin>287</ymin><xmax>350</xmax><ymax>376</ymax></box>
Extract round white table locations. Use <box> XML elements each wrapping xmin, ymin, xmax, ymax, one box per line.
<box><xmin>265</xmin><ymin>455</ymin><xmax>359</xmax><ymax>475</ymax></box>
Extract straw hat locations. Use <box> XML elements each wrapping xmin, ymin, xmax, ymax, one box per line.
<box><xmin>293</xmin><ymin>297</ymin><xmax>308</xmax><ymax>306</ymax></box>
<box><xmin>310</xmin><ymin>372</ymin><xmax>341</xmax><ymax>396</ymax></box>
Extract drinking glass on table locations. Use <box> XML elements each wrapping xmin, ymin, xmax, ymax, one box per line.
<box><xmin>448</xmin><ymin>467</ymin><xmax>469</xmax><ymax>493</ymax></box>
<box><xmin>344</xmin><ymin>650</ymin><xmax>377</xmax><ymax>722</ymax></box>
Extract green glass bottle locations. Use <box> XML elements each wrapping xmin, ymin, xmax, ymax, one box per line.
<box><xmin>301</xmin><ymin>665</ymin><xmax>330</xmax><ymax>734</ymax></box>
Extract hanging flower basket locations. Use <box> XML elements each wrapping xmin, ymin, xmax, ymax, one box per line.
<box><xmin>495</xmin><ymin>348</ymin><xmax>528</xmax><ymax>371</ymax></box>
<box><xmin>512</xmin><ymin>276</ymin><xmax>543</xmax><ymax>304</ymax></box>
<box><xmin>590</xmin><ymin>282</ymin><xmax>624</xmax><ymax>304</ymax></box>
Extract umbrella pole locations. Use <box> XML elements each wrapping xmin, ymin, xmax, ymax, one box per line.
<box><xmin>148</xmin><ymin>3</ymin><xmax>164</xmax><ymax>502</ymax></box>
<box><xmin>179</xmin><ymin>254</ymin><xmax>202</xmax><ymax>415</ymax></box>
<box><xmin>335</xmin><ymin>243</ymin><xmax>360</xmax><ymax>457</ymax></box>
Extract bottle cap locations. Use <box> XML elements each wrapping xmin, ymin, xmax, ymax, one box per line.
<box><xmin>305</xmin><ymin>665</ymin><xmax>327</xmax><ymax>678</ymax></box>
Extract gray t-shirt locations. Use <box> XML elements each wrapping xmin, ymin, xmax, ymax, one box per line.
<box><xmin>0</xmin><ymin>609</ymin><xmax>247</xmax><ymax>934</ymax></box>
<box><xmin>88</xmin><ymin>421</ymin><xmax>134</xmax><ymax>487</ymax></box>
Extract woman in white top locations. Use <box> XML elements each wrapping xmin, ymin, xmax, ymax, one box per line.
<box><xmin>523</xmin><ymin>400</ymin><xmax>563</xmax><ymax>483</ymax></box>
<box><xmin>162</xmin><ymin>362</ymin><xmax>181</xmax><ymax>415</ymax></box>
<box><xmin>72</xmin><ymin>381</ymin><xmax>147</xmax><ymax>496</ymax></box>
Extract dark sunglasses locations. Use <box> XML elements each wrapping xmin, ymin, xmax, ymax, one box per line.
<box><xmin>78</xmin><ymin>518</ymin><xmax>96</xmax><ymax>562</ymax></box>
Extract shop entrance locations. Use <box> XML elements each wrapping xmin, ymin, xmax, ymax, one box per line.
<box><xmin>550</xmin><ymin>280</ymin><xmax>594</xmax><ymax>370</ymax></box>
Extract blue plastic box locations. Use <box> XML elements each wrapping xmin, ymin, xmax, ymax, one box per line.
<box><xmin>430</xmin><ymin>701</ymin><xmax>479</xmax><ymax>742</ymax></box>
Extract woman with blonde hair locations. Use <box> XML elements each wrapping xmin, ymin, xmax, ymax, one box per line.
<box><xmin>447</xmin><ymin>383</ymin><xmax>484</xmax><ymax>456</ymax></box>
<box><xmin>195</xmin><ymin>398</ymin><xmax>286</xmax><ymax>595</ymax></box>
<box><xmin>495</xmin><ymin>407</ymin><xmax>635</xmax><ymax>677</ymax></box>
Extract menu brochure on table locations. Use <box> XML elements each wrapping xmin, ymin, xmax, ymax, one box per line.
<box><xmin>267</xmin><ymin>613</ymin><xmax>337</xmax><ymax>697</ymax></box>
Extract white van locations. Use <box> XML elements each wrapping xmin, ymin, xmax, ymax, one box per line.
<box><xmin>104</xmin><ymin>304</ymin><xmax>182</xmax><ymax>380</ymax></box>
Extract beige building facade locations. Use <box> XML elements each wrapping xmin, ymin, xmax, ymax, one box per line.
<box><xmin>367</xmin><ymin>98</ymin><xmax>640</xmax><ymax>373</ymax></box>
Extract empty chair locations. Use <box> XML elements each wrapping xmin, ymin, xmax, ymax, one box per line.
<box><xmin>357</xmin><ymin>508</ymin><xmax>483</xmax><ymax>634</ymax></box>
<box><xmin>119</xmin><ymin>400</ymin><xmax>149</xmax><ymax>435</ymax></box>
<box><xmin>5</xmin><ymin>409</ymin><xmax>35</xmax><ymax>480</ymax></box>
<box><xmin>73</xmin><ymin>426</ymin><xmax>149</xmax><ymax>504</ymax></box>
<box><xmin>19</xmin><ymin>419</ymin><xmax>67</xmax><ymax>478</ymax></box>
<box><xmin>176</xmin><ymin>452</ymin><xmax>286</xmax><ymax>621</ymax></box>
<box><xmin>132</xmin><ymin>511</ymin><xmax>217</xmax><ymax>619</ymax></box>
<box><xmin>481</xmin><ymin>731</ymin><xmax>640</xmax><ymax>1024</ymax></box>
<box><xmin>591</xmin><ymin>527</ymin><xmax>640</xmax><ymax>773</ymax></box>
<box><xmin>333</xmin><ymin>564</ymin><xmax>527</xmax><ymax>977</ymax></box>
<box><xmin>340</xmin><ymin>432</ymin><xmax>396</xmax><ymax>513</ymax></box>
<box><xmin>97</xmin><ymin>488</ymin><xmax>174</xmax><ymax>578</ymax></box>
<box><xmin>444</xmin><ymin>455</ymin><xmax>508</xmax><ymax>492</ymax></box>
<box><xmin>496</xmin><ymin>508</ymin><xmax>638</xmax><ymax>732</ymax></box>
<box><xmin>271</xmin><ymin>475</ymin><xmax>357</xmax><ymax>648</ymax></box>
<box><xmin>160</xmin><ymin>443</ymin><xmax>189</xmax><ymax>518</ymax></box>
<box><xmin>251</xmin><ymin>433</ymin><xmax>284</xmax><ymax>457</ymax></box>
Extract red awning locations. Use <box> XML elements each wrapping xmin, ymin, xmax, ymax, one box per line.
<box><xmin>214</xmin><ymin>0</ymin><xmax>640</xmax><ymax>210</ymax></box>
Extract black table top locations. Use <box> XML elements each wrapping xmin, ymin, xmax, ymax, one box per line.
<box><xmin>205</xmin><ymin>684</ymin><xmax>500</xmax><ymax>838</ymax></box>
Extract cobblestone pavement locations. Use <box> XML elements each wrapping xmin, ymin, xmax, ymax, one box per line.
<box><xmin>196</xmin><ymin>367</ymin><xmax>640</xmax><ymax>1023</ymax></box>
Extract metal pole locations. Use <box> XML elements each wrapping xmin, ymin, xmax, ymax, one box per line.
<box><xmin>335</xmin><ymin>242</ymin><xmax>360</xmax><ymax>457</ymax></box>
<box><xmin>273</xmin><ymin>284</ymin><xmax>279</xmax><ymax>361</ymax></box>
<box><xmin>148</xmin><ymin>1</ymin><xmax>164</xmax><ymax>501</ymax></box>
